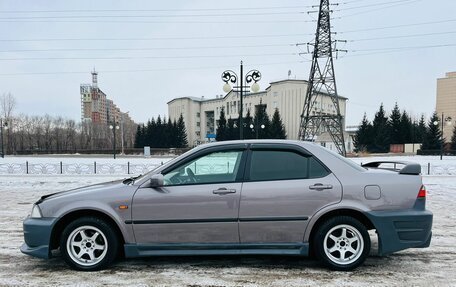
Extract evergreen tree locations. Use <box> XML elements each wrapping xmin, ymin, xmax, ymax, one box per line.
<box><xmin>422</xmin><ymin>112</ymin><xmax>443</xmax><ymax>150</ymax></box>
<box><xmin>254</xmin><ymin>103</ymin><xmax>271</xmax><ymax>139</ymax></box>
<box><xmin>176</xmin><ymin>114</ymin><xmax>188</xmax><ymax>147</ymax></box>
<box><xmin>163</xmin><ymin>117</ymin><xmax>173</xmax><ymax>148</ymax></box>
<box><xmin>416</xmin><ymin>114</ymin><xmax>427</xmax><ymax>143</ymax></box>
<box><xmin>141</xmin><ymin>124</ymin><xmax>147</xmax><ymax>147</ymax></box>
<box><xmin>171</xmin><ymin>120</ymin><xmax>178</xmax><ymax>147</ymax></box>
<box><xmin>410</xmin><ymin>120</ymin><xmax>418</xmax><ymax>143</ymax></box>
<box><xmin>134</xmin><ymin>125</ymin><xmax>143</xmax><ymax>148</ymax></box>
<box><xmin>269</xmin><ymin>108</ymin><xmax>286</xmax><ymax>139</ymax></box>
<box><xmin>155</xmin><ymin>115</ymin><xmax>163</xmax><ymax>147</ymax></box>
<box><xmin>216</xmin><ymin>107</ymin><xmax>227</xmax><ymax>141</ymax></box>
<box><xmin>371</xmin><ymin>103</ymin><xmax>390</xmax><ymax>152</ymax></box>
<box><xmin>226</xmin><ymin>117</ymin><xmax>238</xmax><ymax>140</ymax></box>
<box><xmin>399</xmin><ymin>110</ymin><xmax>412</xmax><ymax>143</ymax></box>
<box><xmin>389</xmin><ymin>103</ymin><xmax>402</xmax><ymax>144</ymax></box>
<box><xmin>145</xmin><ymin>118</ymin><xmax>154</xmax><ymax>147</ymax></box>
<box><xmin>140</xmin><ymin>115</ymin><xmax>187</xmax><ymax>148</ymax></box>
<box><xmin>353</xmin><ymin>113</ymin><xmax>373</xmax><ymax>152</ymax></box>
<box><xmin>450</xmin><ymin>125</ymin><xmax>456</xmax><ymax>151</ymax></box>
<box><xmin>243</xmin><ymin>109</ymin><xmax>255</xmax><ymax>139</ymax></box>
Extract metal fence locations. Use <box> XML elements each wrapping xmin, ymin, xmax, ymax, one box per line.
<box><xmin>0</xmin><ymin>162</ymin><xmax>160</xmax><ymax>175</ymax></box>
<box><xmin>421</xmin><ymin>163</ymin><xmax>456</xmax><ymax>175</ymax></box>
<box><xmin>1</xmin><ymin>161</ymin><xmax>456</xmax><ymax>176</ymax></box>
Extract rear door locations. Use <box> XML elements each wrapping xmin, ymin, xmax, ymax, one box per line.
<box><xmin>239</xmin><ymin>144</ymin><xmax>342</xmax><ymax>243</ymax></box>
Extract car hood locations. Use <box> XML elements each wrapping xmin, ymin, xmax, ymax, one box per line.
<box><xmin>36</xmin><ymin>179</ymin><xmax>126</xmax><ymax>204</ymax></box>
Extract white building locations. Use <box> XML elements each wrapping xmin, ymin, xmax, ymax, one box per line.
<box><xmin>168</xmin><ymin>79</ymin><xmax>348</xmax><ymax>148</ymax></box>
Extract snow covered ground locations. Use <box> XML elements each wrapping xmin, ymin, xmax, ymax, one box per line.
<box><xmin>0</xmin><ymin>155</ymin><xmax>455</xmax><ymax>286</ymax></box>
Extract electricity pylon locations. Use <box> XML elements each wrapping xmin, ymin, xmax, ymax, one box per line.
<box><xmin>298</xmin><ymin>0</ymin><xmax>346</xmax><ymax>156</ymax></box>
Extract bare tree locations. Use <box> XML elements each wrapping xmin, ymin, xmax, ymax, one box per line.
<box><xmin>5</xmin><ymin>111</ymin><xmax>137</xmax><ymax>154</ymax></box>
<box><xmin>0</xmin><ymin>92</ymin><xmax>16</xmax><ymax>153</ymax></box>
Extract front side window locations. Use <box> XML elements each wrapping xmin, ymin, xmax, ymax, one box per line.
<box><xmin>163</xmin><ymin>150</ymin><xmax>243</xmax><ymax>186</ymax></box>
<box><xmin>249</xmin><ymin>150</ymin><xmax>329</xmax><ymax>181</ymax></box>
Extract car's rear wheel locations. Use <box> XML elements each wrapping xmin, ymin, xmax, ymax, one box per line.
<box><xmin>60</xmin><ymin>217</ymin><xmax>119</xmax><ymax>271</ymax></box>
<box><xmin>313</xmin><ymin>216</ymin><xmax>370</xmax><ymax>271</ymax></box>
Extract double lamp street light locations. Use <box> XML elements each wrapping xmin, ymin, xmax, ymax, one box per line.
<box><xmin>221</xmin><ymin>61</ymin><xmax>261</xmax><ymax>140</ymax></box>
<box><xmin>109</xmin><ymin>122</ymin><xmax>120</xmax><ymax>159</ymax></box>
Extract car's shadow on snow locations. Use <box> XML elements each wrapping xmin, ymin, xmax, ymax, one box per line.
<box><xmin>22</xmin><ymin>251</ymin><xmax>432</xmax><ymax>275</ymax></box>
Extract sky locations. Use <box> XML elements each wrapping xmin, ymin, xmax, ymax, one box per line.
<box><xmin>0</xmin><ymin>0</ymin><xmax>455</xmax><ymax>127</ymax></box>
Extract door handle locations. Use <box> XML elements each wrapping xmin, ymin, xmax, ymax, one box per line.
<box><xmin>212</xmin><ymin>188</ymin><xmax>237</xmax><ymax>195</ymax></box>
<box><xmin>309</xmin><ymin>183</ymin><xmax>333</xmax><ymax>190</ymax></box>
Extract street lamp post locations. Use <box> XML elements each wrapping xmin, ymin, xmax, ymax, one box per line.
<box><xmin>221</xmin><ymin>61</ymin><xmax>261</xmax><ymax>140</ymax></box>
<box><xmin>0</xmin><ymin>119</ymin><xmax>8</xmax><ymax>158</ymax></box>
<box><xmin>109</xmin><ymin>122</ymin><xmax>120</xmax><ymax>159</ymax></box>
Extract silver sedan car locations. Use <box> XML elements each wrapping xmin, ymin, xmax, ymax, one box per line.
<box><xmin>21</xmin><ymin>140</ymin><xmax>432</xmax><ymax>271</ymax></box>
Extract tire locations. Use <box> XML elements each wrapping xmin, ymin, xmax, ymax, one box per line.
<box><xmin>60</xmin><ymin>216</ymin><xmax>119</xmax><ymax>271</ymax></box>
<box><xmin>313</xmin><ymin>216</ymin><xmax>370</xmax><ymax>271</ymax></box>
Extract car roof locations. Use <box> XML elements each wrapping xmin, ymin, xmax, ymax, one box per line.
<box><xmin>197</xmin><ymin>139</ymin><xmax>311</xmax><ymax>148</ymax></box>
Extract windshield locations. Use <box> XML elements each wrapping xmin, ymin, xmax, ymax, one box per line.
<box><xmin>133</xmin><ymin>147</ymin><xmax>199</xmax><ymax>184</ymax></box>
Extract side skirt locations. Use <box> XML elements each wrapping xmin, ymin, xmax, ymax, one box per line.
<box><xmin>124</xmin><ymin>243</ymin><xmax>309</xmax><ymax>258</ymax></box>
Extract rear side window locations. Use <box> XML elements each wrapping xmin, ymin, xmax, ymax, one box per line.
<box><xmin>310</xmin><ymin>157</ymin><xmax>330</xmax><ymax>178</ymax></box>
<box><xmin>249</xmin><ymin>150</ymin><xmax>329</xmax><ymax>181</ymax></box>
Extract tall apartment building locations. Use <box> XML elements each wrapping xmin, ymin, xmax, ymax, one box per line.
<box><xmin>168</xmin><ymin>79</ymin><xmax>348</xmax><ymax>148</ymax></box>
<box><xmin>80</xmin><ymin>70</ymin><xmax>134</xmax><ymax>125</ymax></box>
<box><xmin>436</xmin><ymin>72</ymin><xmax>456</xmax><ymax>141</ymax></box>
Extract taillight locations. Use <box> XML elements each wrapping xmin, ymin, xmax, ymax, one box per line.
<box><xmin>418</xmin><ymin>185</ymin><xmax>426</xmax><ymax>198</ymax></box>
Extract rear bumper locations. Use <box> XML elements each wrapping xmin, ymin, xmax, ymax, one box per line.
<box><xmin>20</xmin><ymin>217</ymin><xmax>58</xmax><ymax>259</ymax></box>
<box><xmin>366</xmin><ymin>209</ymin><xmax>433</xmax><ymax>256</ymax></box>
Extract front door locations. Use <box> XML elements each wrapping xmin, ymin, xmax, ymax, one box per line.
<box><xmin>132</xmin><ymin>148</ymin><xmax>246</xmax><ymax>244</ymax></box>
<box><xmin>239</xmin><ymin>146</ymin><xmax>343</xmax><ymax>243</ymax></box>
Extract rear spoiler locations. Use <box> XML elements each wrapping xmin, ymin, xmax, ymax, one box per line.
<box><xmin>361</xmin><ymin>161</ymin><xmax>421</xmax><ymax>175</ymax></box>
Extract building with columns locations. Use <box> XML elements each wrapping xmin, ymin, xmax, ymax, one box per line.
<box><xmin>168</xmin><ymin>79</ymin><xmax>348</xmax><ymax>148</ymax></box>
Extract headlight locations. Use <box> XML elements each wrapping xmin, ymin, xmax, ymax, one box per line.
<box><xmin>30</xmin><ymin>204</ymin><xmax>42</xmax><ymax>218</ymax></box>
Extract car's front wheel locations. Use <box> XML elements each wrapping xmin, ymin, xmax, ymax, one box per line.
<box><xmin>60</xmin><ymin>217</ymin><xmax>119</xmax><ymax>271</ymax></box>
<box><xmin>313</xmin><ymin>216</ymin><xmax>370</xmax><ymax>271</ymax></box>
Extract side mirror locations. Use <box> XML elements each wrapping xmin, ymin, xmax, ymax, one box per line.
<box><xmin>150</xmin><ymin>174</ymin><xmax>164</xmax><ymax>187</ymax></box>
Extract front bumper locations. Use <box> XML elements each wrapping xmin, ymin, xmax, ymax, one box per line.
<box><xmin>20</xmin><ymin>217</ymin><xmax>58</xmax><ymax>259</ymax></box>
<box><xmin>366</xmin><ymin>209</ymin><xmax>433</xmax><ymax>256</ymax></box>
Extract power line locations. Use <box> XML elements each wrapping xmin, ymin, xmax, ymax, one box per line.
<box><xmin>0</xmin><ymin>11</ymin><xmax>303</xmax><ymax>20</ymax></box>
<box><xmin>2</xmin><ymin>19</ymin><xmax>454</xmax><ymax>43</ymax></box>
<box><xmin>336</xmin><ymin>0</ymin><xmax>422</xmax><ymax>18</ymax></box>
<box><xmin>338</xmin><ymin>19</ymin><xmax>456</xmax><ymax>33</ymax></box>
<box><xmin>347</xmin><ymin>43</ymin><xmax>456</xmax><ymax>52</ymax></box>
<box><xmin>0</xmin><ymin>5</ymin><xmax>314</xmax><ymax>13</ymax></box>
<box><xmin>0</xmin><ymin>60</ymin><xmax>308</xmax><ymax>76</ymax></box>
<box><xmin>335</xmin><ymin>0</ymin><xmax>418</xmax><ymax>11</ymax></box>
<box><xmin>0</xmin><ymin>33</ymin><xmax>314</xmax><ymax>42</ymax></box>
<box><xmin>0</xmin><ymin>19</ymin><xmax>313</xmax><ymax>24</ymax></box>
<box><xmin>337</xmin><ymin>43</ymin><xmax>456</xmax><ymax>58</ymax></box>
<box><xmin>0</xmin><ymin>43</ymin><xmax>296</xmax><ymax>53</ymax></box>
<box><xmin>0</xmin><ymin>52</ymin><xmax>298</xmax><ymax>61</ymax></box>
<box><xmin>348</xmin><ymin>31</ymin><xmax>456</xmax><ymax>42</ymax></box>
<box><xmin>300</xmin><ymin>42</ymin><xmax>456</xmax><ymax>56</ymax></box>
<box><xmin>5</xmin><ymin>31</ymin><xmax>453</xmax><ymax>53</ymax></box>
<box><xmin>338</xmin><ymin>0</ymin><xmax>380</xmax><ymax>4</ymax></box>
